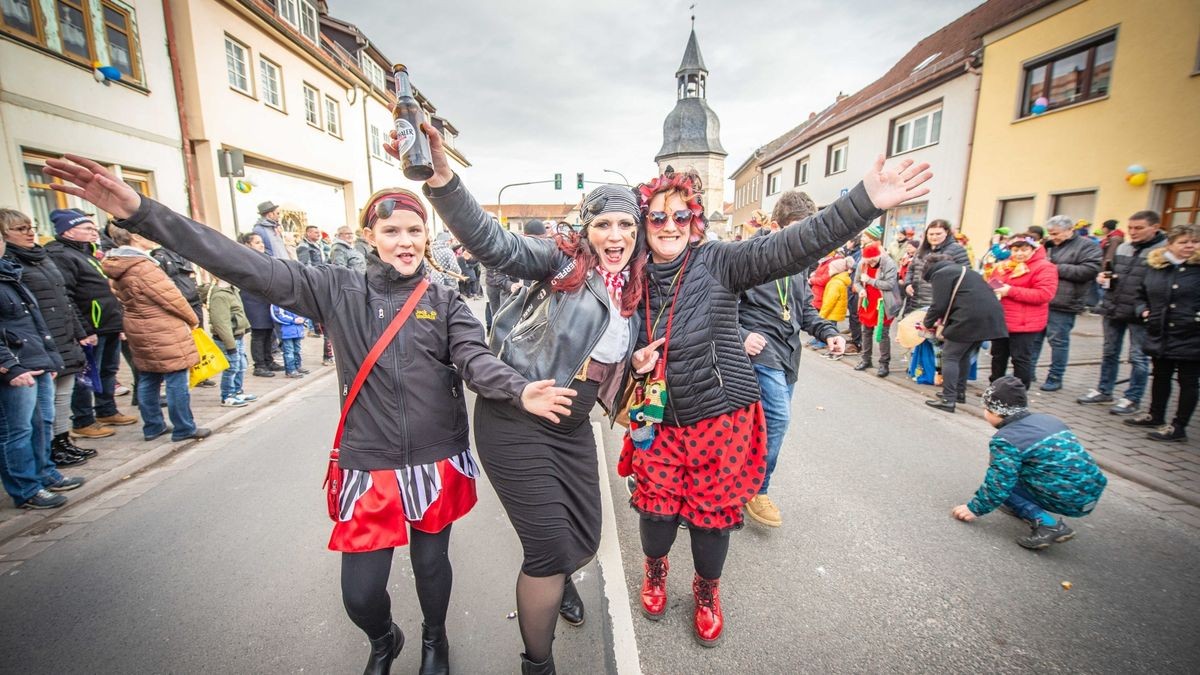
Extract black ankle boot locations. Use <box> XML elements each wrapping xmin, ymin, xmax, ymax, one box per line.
<box><xmin>60</xmin><ymin>433</ymin><xmax>97</xmax><ymax>459</ymax></box>
<box><xmin>559</xmin><ymin>578</ymin><xmax>585</xmax><ymax>626</ymax></box>
<box><xmin>520</xmin><ymin>652</ymin><xmax>556</xmax><ymax>675</ymax></box>
<box><xmin>418</xmin><ymin>623</ymin><xmax>449</xmax><ymax>675</ymax></box>
<box><xmin>51</xmin><ymin>434</ymin><xmax>87</xmax><ymax>466</ymax></box>
<box><xmin>364</xmin><ymin>623</ymin><xmax>404</xmax><ymax>675</ymax></box>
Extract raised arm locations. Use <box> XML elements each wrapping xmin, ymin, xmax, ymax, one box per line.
<box><xmin>43</xmin><ymin>155</ymin><xmax>335</xmax><ymax>323</ymax></box>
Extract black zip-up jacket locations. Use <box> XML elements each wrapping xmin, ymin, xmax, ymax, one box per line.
<box><xmin>904</xmin><ymin>240</ymin><xmax>969</xmax><ymax>307</ymax></box>
<box><xmin>44</xmin><ymin>237</ymin><xmax>124</xmax><ymax>335</ymax></box>
<box><xmin>1137</xmin><ymin>248</ymin><xmax>1200</xmax><ymax>360</ymax></box>
<box><xmin>738</xmin><ymin>230</ymin><xmax>838</xmax><ymax>385</ymax></box>
<box><xmin>150</xmin><ymin>246</ymin><xmax>201</xmax><ymax>307</ymax></box>
<box><xmin>639</xmin><ymin>184</ymin><xmax>882</xmax><ymax>427</ymax></box>
<box><xmin>119</xmin><ymin>198</ymin><xmax>529</xmax><ymax>470</ymax></box>
<box><xmin>1045</xmin><ymin>232</ymin><xmax>1103</xmax><ymax>314</ymax></box>
<box><xmin>3</xmin><ymin>244</ymin><xmax>87</xmax><ymax>374</ymax></box>
<box><xmin>921</xmin><ymin>260</ymin><xmax>1009</xmax><ymax>343</ymax></box>
<box><xmin>0</xmin><ymin>257</ymin><xmax>64</xmax><ymax>385</ymax></box>
<box><xmin>425</xmin><ymin>175</ymin><xmax>638</xmax><ymax>412</ymax></box>
<box><xmin>1099</xmin><ymin>232</ymin><xmax>1165</xmax><ymax>322</ymax></box>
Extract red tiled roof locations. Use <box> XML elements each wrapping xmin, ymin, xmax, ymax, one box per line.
<box><xmin>761</xmin><ymin>0</ymin><xmax>1053</xmax><ymax>166</ymax></box>
<box><xmin>481</xmin><ymin>204</ymin><xmax>574</xmax><ymax>219</ymax></box>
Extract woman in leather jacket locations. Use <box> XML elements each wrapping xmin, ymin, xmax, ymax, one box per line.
<box><xmin>43</xmin><ymin>155</ymin><xmax>574</xmax><ymax>675</ymax></box>
<box><xmin>411</xmin><ymin>125</ymin><xmax>644</xmax><ymax>675</ymax></box>
<box><xmin>625</xmin><ymin>158</ymin><xmax>931</xmax><ymax>647</ymax></box>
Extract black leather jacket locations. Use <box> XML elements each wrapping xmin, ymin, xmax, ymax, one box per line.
<box><xmin>425</xmin><ymin>175</ymin><xmax>636</xmax><ymax>412</ymax></box>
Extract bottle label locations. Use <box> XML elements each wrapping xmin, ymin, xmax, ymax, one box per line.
<box><xmin>394</xmin><ymin>119</ymin><xmax>417</xmax><ymax>155</ymax></box>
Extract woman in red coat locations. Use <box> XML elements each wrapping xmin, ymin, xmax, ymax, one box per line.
<box><xmin>988</xmin><ymin>234</ymin><xmax>1059</xmax><ymax>388</ymax></box>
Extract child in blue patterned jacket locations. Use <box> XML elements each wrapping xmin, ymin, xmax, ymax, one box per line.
<box><xmin>270</xmin><ymin>304</ymin><xmax>308</xmax><ymax>378</ymax></box>
<box><xmin>952</xmin><ymin>375</ymin><xmax>1107</xmax><ymax>550</ymax></box>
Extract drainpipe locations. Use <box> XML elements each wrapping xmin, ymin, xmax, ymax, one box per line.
<box><xmin>162</xmin><ymin>0</ymin><xmax>203</xmax><ymax>222</ymax></box>
<box><xmin>958</xmin><ymin>60</ymin><xmax>983</xmax><ymax>245</ymax></box>
<box><xmin>359</xmin><ymin>85</ymin><xmax>374</xmax><ymax>194</ymax></box>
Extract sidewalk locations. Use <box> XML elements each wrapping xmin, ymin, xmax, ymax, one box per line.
<box><xmin>0</xmin><ymin>338</ymin><xmax>336</xmax><ymax>544</ymax></box>
<box><xmin>832</xmin><ymin>312</ymin><xmax>1200</xmax><ymax>528</ymax></box>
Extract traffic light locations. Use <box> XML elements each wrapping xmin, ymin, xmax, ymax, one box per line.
<box><xmin>554</xmin><ymin>173</ymin><xmax>562</xmax><ymax>190</ymax></box>
<box><xmin>576</xmin><ymin>173</ymin><xmax>584</xmax><ymax>190</ymax></box>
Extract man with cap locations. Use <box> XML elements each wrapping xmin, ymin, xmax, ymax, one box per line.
<box><xmin>44</xmin><ymin>209</ymin><xmax>136</xmax><ymax>438</ymax></box>
<box><xmin>252</xmin><ymin>201</ymin><xmax>288</xmax><ymax>259</ymax></box>
<box><xmin>888</xmin><ymin>226</ymin><xmax>914</xmax><ymax>263</ymax></box>
<box><xmin>951</xmin><ymin>375</ymin><xmax>1107</xmax><ymax>550</ymax></box>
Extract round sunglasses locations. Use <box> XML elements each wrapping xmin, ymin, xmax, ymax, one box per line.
<box><xmin>646</xmin><ymin>209</ymin><xmax>696</xmax><ymax>229</ymax></box>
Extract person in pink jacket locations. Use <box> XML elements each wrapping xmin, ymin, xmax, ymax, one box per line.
<box><xmin>988</xmin><ymin>234</ymin><xmax>1059</xmax><ymax>388</ymax></box>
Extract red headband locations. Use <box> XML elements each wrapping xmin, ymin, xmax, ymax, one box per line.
<box><xmin>366</xmin><ymin>192</ymin><xmax>427</xmax><ymax>228</ymax></box>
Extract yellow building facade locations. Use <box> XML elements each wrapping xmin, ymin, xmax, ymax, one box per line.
<box><xmin>960</xmin><ymin>0</ymin><xmax>1200</xmax><ymax>251</ymax></box>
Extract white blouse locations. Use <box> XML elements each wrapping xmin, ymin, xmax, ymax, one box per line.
<box><xmin>589</xmin><ymin>291</ymin><xmax>631</xmax><ymax>364</ymax></box>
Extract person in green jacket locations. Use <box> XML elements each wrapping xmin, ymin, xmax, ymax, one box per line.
<box><xmin>207</xmin><ymin>280</ymin><xmax>256</xmax><ymax>407</ymax></box>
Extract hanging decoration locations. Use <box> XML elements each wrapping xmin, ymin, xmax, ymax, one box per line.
<box><xmin>235</xmin><ymin>180</ymin><xmax>253</xmax><ymax>194</ymax></box>
<box><xmin>1125</xmin><ymin>164</ymin><xmax>1148</xmax><ymax>187</ymax></box>
<box><xmin>1030</xmin><ymin>96</ymin><xmax>1049</xmax><ymax>115</ymax></box>
<box><xmin>92</xmin><ymin>61</ymin><xmax>123</xmax><ymax>84</ymax></box>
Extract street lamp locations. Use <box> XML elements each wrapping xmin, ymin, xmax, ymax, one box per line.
<box><xmin>602</xmin><ymin>168</ymin><xmax>631</xmax><ymax>186</ymax></box>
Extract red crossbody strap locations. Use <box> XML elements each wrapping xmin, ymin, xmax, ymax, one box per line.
<box><xmin>332</xmin><ymin>278</ymin><xmax>430</xmax><ymax>450</ymax></box>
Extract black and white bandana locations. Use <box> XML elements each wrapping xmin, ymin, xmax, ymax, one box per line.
<box><xmin>581</xmin><ymin>185</ymin><xmax>640</xmax><ymax>229</ymax></box>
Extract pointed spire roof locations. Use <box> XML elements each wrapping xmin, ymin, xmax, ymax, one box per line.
<box><xmin>676</xmin><ymin>29</ymin><xmax>707</xmax><ymax>76</ymax></box>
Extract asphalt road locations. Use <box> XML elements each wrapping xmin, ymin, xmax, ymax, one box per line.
<box><xmin>1</xmin><ymin>346</ymin><xmax>1198</xmax><ymax>674</ymax></box>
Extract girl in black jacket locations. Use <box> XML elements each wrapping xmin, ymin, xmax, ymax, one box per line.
<box><xmin>2</xmin><ymin>209</ymin><xmax>96</xmax><ymax>466</ymax></box>
<box><xmin>627</xmin><ymin>157</ymin><xmax>931</xmax><ymax>647</ymax></box>
<box><xmin>44</xmin><ymin>155</ymin><xmax>574</xmax><ymax>675</ymax></box>
<box><xmin>1124</xmin><ymin>225</ymin><xmax>1200</xmax><ymax>442</ymax></box>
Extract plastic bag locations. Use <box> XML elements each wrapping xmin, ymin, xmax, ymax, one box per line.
<box><xmin>188</xmin><ymin>328</ymin><xmax>229</xmax><ymax>388</ymax></box>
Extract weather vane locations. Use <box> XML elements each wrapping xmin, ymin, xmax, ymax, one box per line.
<box><xmin>690</xmin><ymin>3</ymin><xmax>696</xmax><ymax>28</ymax></box>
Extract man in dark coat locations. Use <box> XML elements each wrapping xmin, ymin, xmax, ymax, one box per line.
<box><xmin>922</xmin><ymin>254</ymin><xmax>1008</xmax><ymax>412</ymax></box>
<box><xmin>1077</xmin><ymin>211</ymin><xmax>1164</xmax><ymax>414</ymax></box>
<box><xmin>1036</xmin><ymin>215</ymin><xmax>1102</xmax><ymax>391</ymax></box>
<box><xmin>252</xmin><ymin>201</ymin><xmax>288</xmax><ymax>259</ymax></box>
<box><xmin>237</xmin><ymin>232</ymin><xmax>284</xmax><ymax>376</ymax></box>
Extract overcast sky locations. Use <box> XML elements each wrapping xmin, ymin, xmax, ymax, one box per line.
<box><xmin>334</xmin><ymin>0</ymin><xmax>982</xmax><ymax>207</ymax></box>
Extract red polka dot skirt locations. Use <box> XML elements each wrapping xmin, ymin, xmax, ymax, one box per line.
<box><xmin>620</xmin><ymin>402</ymin><xmax>767</xmax><ymax>531</ymax></box>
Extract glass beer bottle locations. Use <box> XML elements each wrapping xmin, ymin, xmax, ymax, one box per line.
<box><xmin>391</xmin><ymin>64</ymin><xmax>434</xmax><ymax>181</ymax></box>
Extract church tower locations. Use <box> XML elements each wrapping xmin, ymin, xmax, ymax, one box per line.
<box><xmin>655</xmin><ymin>26</ymin><xmax>728</xmax><ymax>231</ymax></box>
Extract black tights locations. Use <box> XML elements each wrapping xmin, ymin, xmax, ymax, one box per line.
<box><xmin>515</xmin><ymin>571</ymin><xmax>565</xmax><ymax>662</ymax></box>
<box><xmin>640</xmin><ymin>517</ymin><xmax>731</xmax><ymax>580</ymax></box>
<box><xmin>340</xmin><ymin>525</ymin><xmax>453</xmax><ymax>640</ymax></box>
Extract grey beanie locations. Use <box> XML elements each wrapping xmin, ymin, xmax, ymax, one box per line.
<box><xmin>983</xmin><ymin>375</ymin><xmax>1029</xmax><ymax>416</ymax></box>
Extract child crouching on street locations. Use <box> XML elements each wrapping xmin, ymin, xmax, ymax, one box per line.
<box><xmin>951</xmin><ymin>375</ymin><xmax>1108</xmax><ymax>550</ymax></box>
<box><xmin>270</xmin><ymin>304</ymin><xmax>307</xmax><ymax>378</ymax></box>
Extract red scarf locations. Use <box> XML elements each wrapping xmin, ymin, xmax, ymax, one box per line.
<box><xmin>597</xmin><ymin>267</ymin><xmax>627</xmax><ymax>304</ymax></box>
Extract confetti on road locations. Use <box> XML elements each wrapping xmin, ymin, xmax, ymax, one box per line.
<box><xmin>1061</xmin><ymin>581</ymin><xmax>1072</xmax><ymax>590</ymax></box>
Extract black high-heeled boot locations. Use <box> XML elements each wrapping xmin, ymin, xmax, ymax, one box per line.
<box><xmin>363</xmin><ymin>622</ymin><xmax>404</xmax><ymax>675</ymax></box>
<box><xmin>418</xmin><ymin>623</ymin><xmax>449</xmax><ymax>675</ymax></box>
<box><xmin>520</xmin><ymin>652</ymin><xmax>556</xmax><ymax>675</ymax></box>
<box><xmin>558</xmin><ymin>578</ymin><xmax>585</xmax><ymax>626</ymax></box>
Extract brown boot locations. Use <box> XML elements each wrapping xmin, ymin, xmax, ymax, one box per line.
<box><xmin>70</xmin><ymin>423</ymin><xmax>115</xmax><ymax>439</ymax></box>
<box><xmin>96</xmin><ymin>413</ymin><xmax>137</xmax><ymax>426</ymax></box>
<box><xmin>744</xmin><ymin>494</ymin><xmax>782</xmax><ymax>527</ymax></box>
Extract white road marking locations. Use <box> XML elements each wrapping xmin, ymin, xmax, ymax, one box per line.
<box><xmin>593</xmin><ymin>421</ymin><xmax>641</xmax><ymax>675</ymax></box>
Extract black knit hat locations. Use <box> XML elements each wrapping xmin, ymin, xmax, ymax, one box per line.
<box><xmin>982</xmin><ymin>375</ymin><xmax>1028</xmax><ymax>416</ymax></box>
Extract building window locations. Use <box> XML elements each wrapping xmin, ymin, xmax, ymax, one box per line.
<box><xmin>1</xmin><ymin>0</ymin><xmax>43</xmax><ymax>43</ymax></box>
<box><xmin>361</xmin><ymin>54</ymin><xmax>386</xmax><ymax>91</ymax></box>
<box><xmin>891</xmin><ymin>106</ymin><xmax>942</xmax><ymax>155</ymax></box>
<box><xmin>794</xmin><ymin>157</ymin><xmax>809</xmax><ymax>186</ymax></box>
<box><xmin>258</xmin><ymin>57</ymin><xmax>283</xmax><ymax>110</ymax></box>
<box><xmin>1021</xmin><ymin>32</ymin><xmax>1116</xmax><ymax>117</ymax></box>
<box><xmin>23</xmin><ymin>151</ymin><xmax>153</xmax><ymax>236</ymax></box>
<box><xmin>56</xmin><ymin>0</ymin><xmax>94</xmax><ymax>64</ymax></box>
<box><xmin>122</xmin><ymin>170</ymin><xmax>152</xmax><ymax>197</ymax></box>
<box><xmin>324</xmin><ymin>96</ymin><xmax>341</xmax><ymax>137</ymax></box>
<box><xmin>369</xmin><ymin>124</ymin><xmax>383</xmax><ymax>158</ymax></box>
<box><xmin>302</xmin><ymin>83</ymin><xmax>321</xmax><ymax>127</ymax></box>
<box><xmin>299</xmin><ymin>0</ymin><xmax>318</xmax><ymax>42</ymax></box>
<box><xmin>827</xmin><ymin>140</ymin><xmax>848</xmax><ymax>176</ymax></box>
<box><xmin>101</xmin><ymin>2</ymin><xmax>140</xmax><ymax>81</ymax></box>
<box><xmin>1051</xmin><ymin>190</ymin><xmax>1096</xmax><ymax>224</ymax></box>
<box><xmin>225</xmin><ymin>36</ymin><xmax>252</xmax><ymax>95</ymax></box>
<box><xmin>998</xmin><ymin>197</ymin><xmax>1035</xmax><ymax>232</ymax></box>
<box><xmin>277</xmin><ymin>0</ymin><xmax>298</xmax><ymax>27</ymax></box>
<box><xmin>766</xmin><ymin>170</ymin><xmax>781</xmax><ymax>196</ymax></box>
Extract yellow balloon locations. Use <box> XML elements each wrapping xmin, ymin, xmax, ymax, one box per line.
<box><xmin>1127</xmin><ymin>173</ymin><xmax>1147</xmax><ymax>187</ymax></box>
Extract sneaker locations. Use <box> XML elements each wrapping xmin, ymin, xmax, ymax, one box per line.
<box><xmin>221</xmin><ymin>396</ymin><xmax>248</xmax><ymax>408</ymax></box>
<box><xmin>1076</xmin><ymin>389</ymin><xmax>1113</xmax><ymax>404</ymax></box>
<box><xmin>298</xmin><ymin>368</ymin><xmax>311</xmax><ymax>375</ymax></box>
<box><xmin>235</xmin><ymin>392</ymin><xmax>258</xmax><ymax>402</ymax></box>
<box><xmin>46</xmin><ymin>476</ymin><xmax>85</xmax><ymax>492</ymax></box>
<box><xmin>1123</xmin><ymin>412</ymin><xmax>1163</xmax><ymax>427</ymax></box>
<box><xmin>96</xmin><ymin>413</ymin><xmax>137</xmax><ymax>426</ymax></box>
<box><xmin>196</xmin><ymin>379</ymin><xmax>217</xmax><ymax>388</ymax></box>
<box><xmin>20</xmin><ymin>489</ymin><xmax>67</xmax><ymax>510</ymax></box>
<box><xmin>286</xmin><ymin>371</ymin><xmax>304</xmax><ymax>379</ymax></box>
<box><xmin>173</xmin><ymin>428</ymin><xmax>212</xmax><ymax>442</ymax></box>
<box><xmin>1039</xmin><ymin>380</ymin><xmax>1063</xmax><ymax>392</ymax></box>
<box><xmin>322</xmin><ymin>358</ymin><xmax>335</xmax><ymax>366</ymax></box>
<box><xmin>1148</xmin><ymin>424</ymin><xmax>1188</xmax><ymax>443</ymax></box>
<box><xmin>114</xmin><ymin>384</ymin><xmax>131</xmax><ymax>396</ymax></box>
<box><xmin>253</xmin><ymin>368</ymin><xmax>276</xmax><ymax>378</ymax></box>
<box><xmin>144</xmin><ymin>428</ymin><xmax>172</xmax><ymax>442</ymax></box>
<box><xmin>1016</xmin><ymin>520</ymin><xmax>1075</xmax><ymax>550</ymax></box>
<box><xmin>744</xmin><ymin>494</ymin><xmax>782</xmax><ymax>527</ymax></box>
<box><xmin>1109</xmin><ymin>398</ymin><xmax>1138</xmax><ymax>415</ymax></box>
<box><xmin>70</xmin><ymin>423</ymin><xmax>115</xmax><ymax>439</ymax></box>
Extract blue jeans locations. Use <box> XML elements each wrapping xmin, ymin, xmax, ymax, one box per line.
<box><xmin>1098</xmin><ymin>318</ymin><xmax>1149</xmax><ymax>403</ymax></box>
<box><xmin>0</xmin><ymin>373</ymin><xmax>61</xmax><ymax>504</ymax></box>
<box><xmin>1041</xmin><ymin>310</ymin><xmax>1077</xmax><ymax>383</ymax></box>
<box><xmin>281</xmin><ymin>338</ymin><xmax>303</xmax><ymax>374</ymax></box>
<box><xmin>1003</xmin><ymin>483</ymin><xmax>1055</xmax><ymax>526</ymax></box>
<box><xmin>754</xmin><ymin>365</ymin><xmax>794</xmax><ymax>494</ymax></box>
<box><xmin>70</xmin><ymin>332</ymin><xmax>121</xmax><ymax>426</ymax></box>
<box><xmin>221</xmin><ymin>337</ymin><xmax>247</xmax><ymax>400</ymax></box>
<box><xmin>137</xmin><ymin>370</ymin><xmax>196</xmax><ymax>441</ymax></box>
<box><xmin>32</xmin><ymin>372</ymin><xmax>63</xmax><ymax>487</ymax></box>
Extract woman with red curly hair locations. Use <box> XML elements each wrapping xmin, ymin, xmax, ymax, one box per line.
<box><xmin>624</xmin><ymin>158</ymin><xmax>931</xmax><ymax>646</ymax></box>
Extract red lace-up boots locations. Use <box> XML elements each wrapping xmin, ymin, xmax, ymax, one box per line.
<box><xmin>640</xmin><ymin>556</ymin><xmax>669</xmax><ymax>619</ymax></box>
<box><xmin>692</xmin><ymin>574</ymin><xmax>724</xmax><ymax>647</ymax></box>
